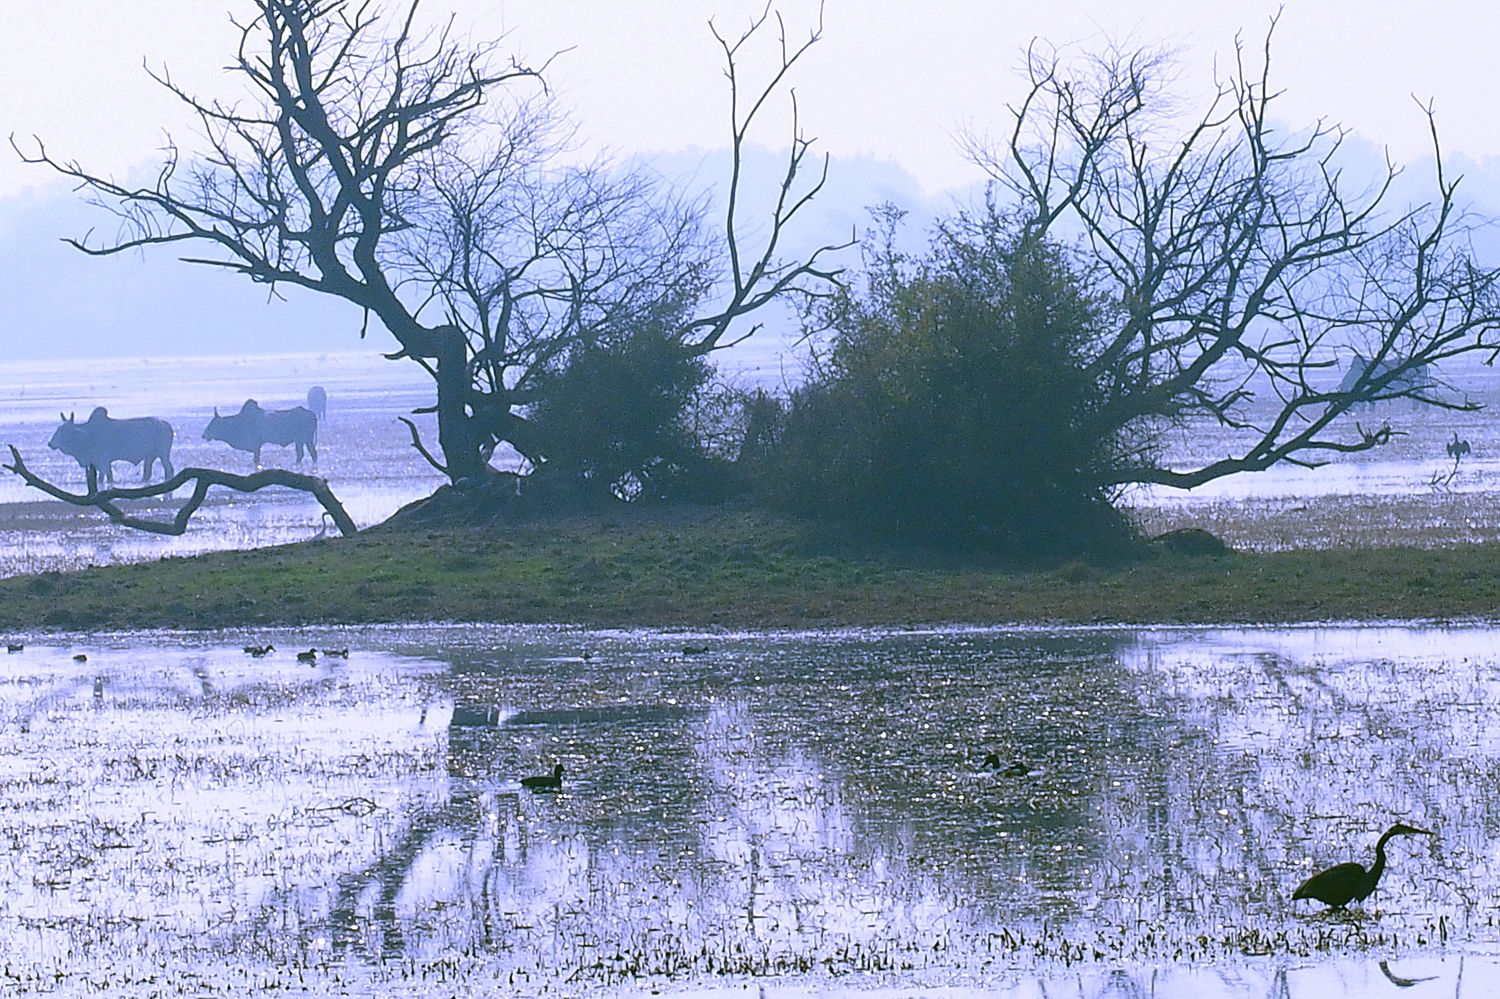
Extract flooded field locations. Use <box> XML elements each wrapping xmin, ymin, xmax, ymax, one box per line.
<box><xmin>0</xmin><ymin>350</ymin><xmax>1499</xmax><ymax>573</ymax></box>
<box><xmin>0</xmin><ymin>353</ymin><xmax>447</xmax><ymax>573</ymax></box>
<box><xmin>0</xmin><ymin>349</ymin><xmax>1498</xmax><ymax>570</ymax></box>
<box><xmin>1</xmin><ymin>623</ymin><xmax>1498</xmax><ymax>996</ymax></box>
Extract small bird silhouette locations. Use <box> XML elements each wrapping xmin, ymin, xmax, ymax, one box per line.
<box><xmin>72</xmin><ymin>654</ymin><xmax>87</xmax><ymax>663</ymax></box>
<box><xmin>1293</xmin><ymin>822</ymin><xmax>1433</xmax><ymax>908</ymax></box>
<box><xmin>321</xmin><ymin>648</ymin><xmax>349</xmax><ymax>658</ymax></box>
<box><xmin>243</xmin><ymin>644</ymin><xmax>274</xmax><ymax>657</ymax></box>
<box><xmin>521</xmin><ymin>763</ymin><xmax>565</xmax><ymax>790</ymax></box>
<box><xmin>296</xmin><ymin>649</ymin><xmax>318</xmax><ymax>663</ymax></box>
<box><xmin>6</xmin><ymin>643</ymin><xmax>22</xmax><ymax>653</ymax></box>
<box><xmin>681</xmin><ymin>644</ymin><xmax>711</xmax><ymax>655</ymax></box>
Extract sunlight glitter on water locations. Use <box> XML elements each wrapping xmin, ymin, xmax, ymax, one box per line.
<box><xmin>0</xmin><ymin>353</ymin><xmax>452</xmax><ymax>568</ymax></box>
<box><xmin>0</xmin><ymin>345</ymin><xmax>810</xmax><ymax>570</ymax></box>
<box><xmin>0</xmin><ymin>350</ymin><xmax>1499</xmax><ymax>565</ymax></box>
<box><xmin>0</xmin><ymin>623</ymin><xmax>1496</xmax><ymax>996</ymax></box>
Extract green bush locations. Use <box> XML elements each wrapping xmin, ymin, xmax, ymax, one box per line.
<box><xmin>527</xmin><ymin>323</ymin><xmax>715</xmax><ymax>504</ymax></box>
<box><xmin>763</xmin><ymin>205</ymin><xmax>1138</xmax><ymax>561</ymax></box>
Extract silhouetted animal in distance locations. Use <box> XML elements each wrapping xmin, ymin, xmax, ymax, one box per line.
<box><xmin>203</xmin><ymin>399</ymin><xmax>318</xmax><ymax>465</ymax></box>
<box><xmin>1292</xmin><ymin>822</ymin><xmax>1433</xmax><ymax>908</ymax></box>
<box><xmin>243</xmin><ymin>644</ymin><xmax>274</xmax><ymax>657</ymax></box>
<box><xmin>306</xmin><ymin>385</ymin><xmax>327</xmax><ymax>423</ymax></box>
<box><xmin>521</xmin><ymin>763</ymin><xmax>564</xmax><ymax>790</ymax></box>
<box><xmin>49</xmin><ymin>408</ymin><xmax>175</xmax><ymax>484</ymax></box>
<box><xmin>1339</xmin><ymin>353</ymin><xmax>1432</xmax><ymax>403</ymax></box>
<box><xmin>1447</xmin><ymin>433</ymin><xmax>1471</xmax><ymax>459</ymax></box>
<box><xmin>296</xmin><ymin>649</ymin><xmax>318</xmax><ymax>663</ymax></box>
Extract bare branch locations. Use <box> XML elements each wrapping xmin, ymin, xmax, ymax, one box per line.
<box><xmin>958</xmin><ymin>17</ymin><xmax>1500</xmax><ymax>490</ymax></box>
<box><xmin>397</xmin><ymin>416</ymin><xmax>447</xmax><ymax>473</ymax></box>
<box><xmin>4</xmin><ymin>446</ymin><xmax>358</xmax><ymax>537</ymax></box>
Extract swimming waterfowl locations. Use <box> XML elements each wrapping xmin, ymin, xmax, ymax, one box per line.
<box><xmin>981</xmin><ymin>752</ymin><xmax>1033</xmax><ymax>778</ymax></box>
<box><xmin>72</xmin><ymin>654</ymin><xmax>87</xmax><ymax>663</ymax></box>
<box><xmin>6</xmin><ymin>643</ymin><xmax>22</xmax><ymax>653</ymax></box>
<box><xmin>521</xmin><ymin>763</ymin><xmax>565</xmax><ymax>790</ymax></box>
<box><xmin>243</xmin><ymin>644</ymin><xmax>274</xmax><ymax>657</ymax></box>
<box><xmin>321</xmin><ymin>648</ymin><xmax>349</xmax><ymax>658</ymax></box>
<box><xmin>296</xmin><ymin>649</ymin><xmax>318</xmax><ymax>663</ymax></box>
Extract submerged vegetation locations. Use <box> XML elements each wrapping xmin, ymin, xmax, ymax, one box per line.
<box><xmin>2</xmin><ymin>506</ymin><xmax>1500</xmax><ymax>632</ymax></box>
<box><xmin>0</xmin><ymin>624</ymin><xmax>1488</xmax><ymax>994</ymax></box>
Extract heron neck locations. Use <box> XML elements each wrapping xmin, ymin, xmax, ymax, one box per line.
<box><xmin>1369</xmin><ymin>830</ymin><xmax>1398</xmax><ymax>884</ymax></box>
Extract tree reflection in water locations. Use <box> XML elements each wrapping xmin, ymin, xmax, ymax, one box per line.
<box><xmin>0</xmin><ymin>625</ymin><xmax>1497</xmax><ymax>996</ymax></box>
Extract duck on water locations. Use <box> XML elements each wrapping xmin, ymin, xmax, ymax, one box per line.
<box><xmin>521</xmin><ymin>763</ymin><xmax>564</xmax><ymax>790</ymax></box>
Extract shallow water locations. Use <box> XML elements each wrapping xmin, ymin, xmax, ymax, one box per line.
<box><xmin>1</xmin><ymin>623</ymin><xmax>1497</xmax><ymax>996</ymax></box>
<box><xmin>0</xmin><ymin>346</ymin><xmax>815</xmax><ymax>572</ymax></box>
<box><xmin>0</xmin><ymin>353</ymin><xmax>451</xmax><ymax>571</ymax></box>
<box><xmin>1</xmin><ymin>350</ymin><xmax>1500</xmax><ymax>571</ymax></box>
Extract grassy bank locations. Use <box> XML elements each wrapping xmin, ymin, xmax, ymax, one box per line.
<box><xmin>1</xmin><ymin>505</ymin><xmax>1498</xmax><ymax>632</ymax></box>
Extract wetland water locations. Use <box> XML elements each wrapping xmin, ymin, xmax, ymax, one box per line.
<box><xmin>2</xmin><ymin>623</ymin><xmax>1498</xmax><ymax>996</ymax></box>
<box><xmin>3</xmin><ymin>350</ymin><xmax>1500</xmax><ymax>569</ymax></box>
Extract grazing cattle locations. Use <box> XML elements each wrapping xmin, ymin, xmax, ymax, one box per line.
<box><xmin>306</xmin><ymin>385</ymin><xmax>327</xmax><ymax>423</ymax></box>
<box><xmin>1339</xmin><ymin>353</ymin><xmax>1433</xmax><ymax>402</ymax></box>
<box><xmin>203</xmin><ymin>399</ymin><xmax>318</xmax><ymax>464</ymax></box>
<box><xmin>48</xmin><ymin>407</ymin><xmax>174</xmax><ymax>484</ymax></box>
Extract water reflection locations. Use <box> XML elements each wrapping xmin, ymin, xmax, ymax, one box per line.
<box><xmin>0</xmin><ymin>624</ymin><xmax>1498</xmax><ymax>995</ymax></box>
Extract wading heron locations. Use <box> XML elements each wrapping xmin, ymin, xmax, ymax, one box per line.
<box><xmin>1292</xmin><ymin>823</ymin><xmax>1433</xmax><ymax>908</ymax></box>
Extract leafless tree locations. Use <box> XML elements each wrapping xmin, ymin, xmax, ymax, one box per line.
<box><xmin>16</xmin><ymin>0</ymin><xmax>842</xmax><ymax>488</ymax></box>
<box><xmin>962</xmin><ymin>24</ymin><xmax>1500</xmax><ymax>489</ymax></box>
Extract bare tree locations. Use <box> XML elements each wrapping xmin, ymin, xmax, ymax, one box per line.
<box><xmin>17</xmin><ymin>0</ymin><xmax>842</xmax><ymax>491</ymax></box>
<box><xmin>962</xmin><ymin>24</ymin><xmax>1500</xmax><ymax>489</ymax></box>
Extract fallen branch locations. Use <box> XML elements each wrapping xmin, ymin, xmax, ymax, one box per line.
<box><xmin>397</xmin><ymin>416</ymin><xmax>447</xmax><ymax>474</ymax></box>
<box><xmin>4</xmin><ymin>445</ymin><xmax>359</xmax><ymax>537</ymax></box>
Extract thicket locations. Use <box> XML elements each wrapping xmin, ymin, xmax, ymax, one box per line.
<box><xmin>750</xmin><ymin>206</ymin><xmax>1140</xmax><ymax>561</ymax></box>
<box><xmin>527</xmin><ymin>317</ymin><xmax>717</xmax><ymax>505</ymax></box>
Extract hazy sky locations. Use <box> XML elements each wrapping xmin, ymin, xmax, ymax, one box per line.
<box><xmin>2</xmin><ymin>0</ymin><xmax>1498</xmax><ymax>362</ymax></box>
<box><xmin>2</xmin><ymin>0</ymin><xmax>1498</xmax><ymax>200</ymax></box>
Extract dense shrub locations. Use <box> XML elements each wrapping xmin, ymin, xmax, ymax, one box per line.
<box><xmin>761</xmin><ymin>205</ymin><xmax>1139</xmax><ymax>561</ymax></box>
<box><xmin>527</xmin><ymin>323</ymin><xmax>716</xmax><ymax>504</ymax></box>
